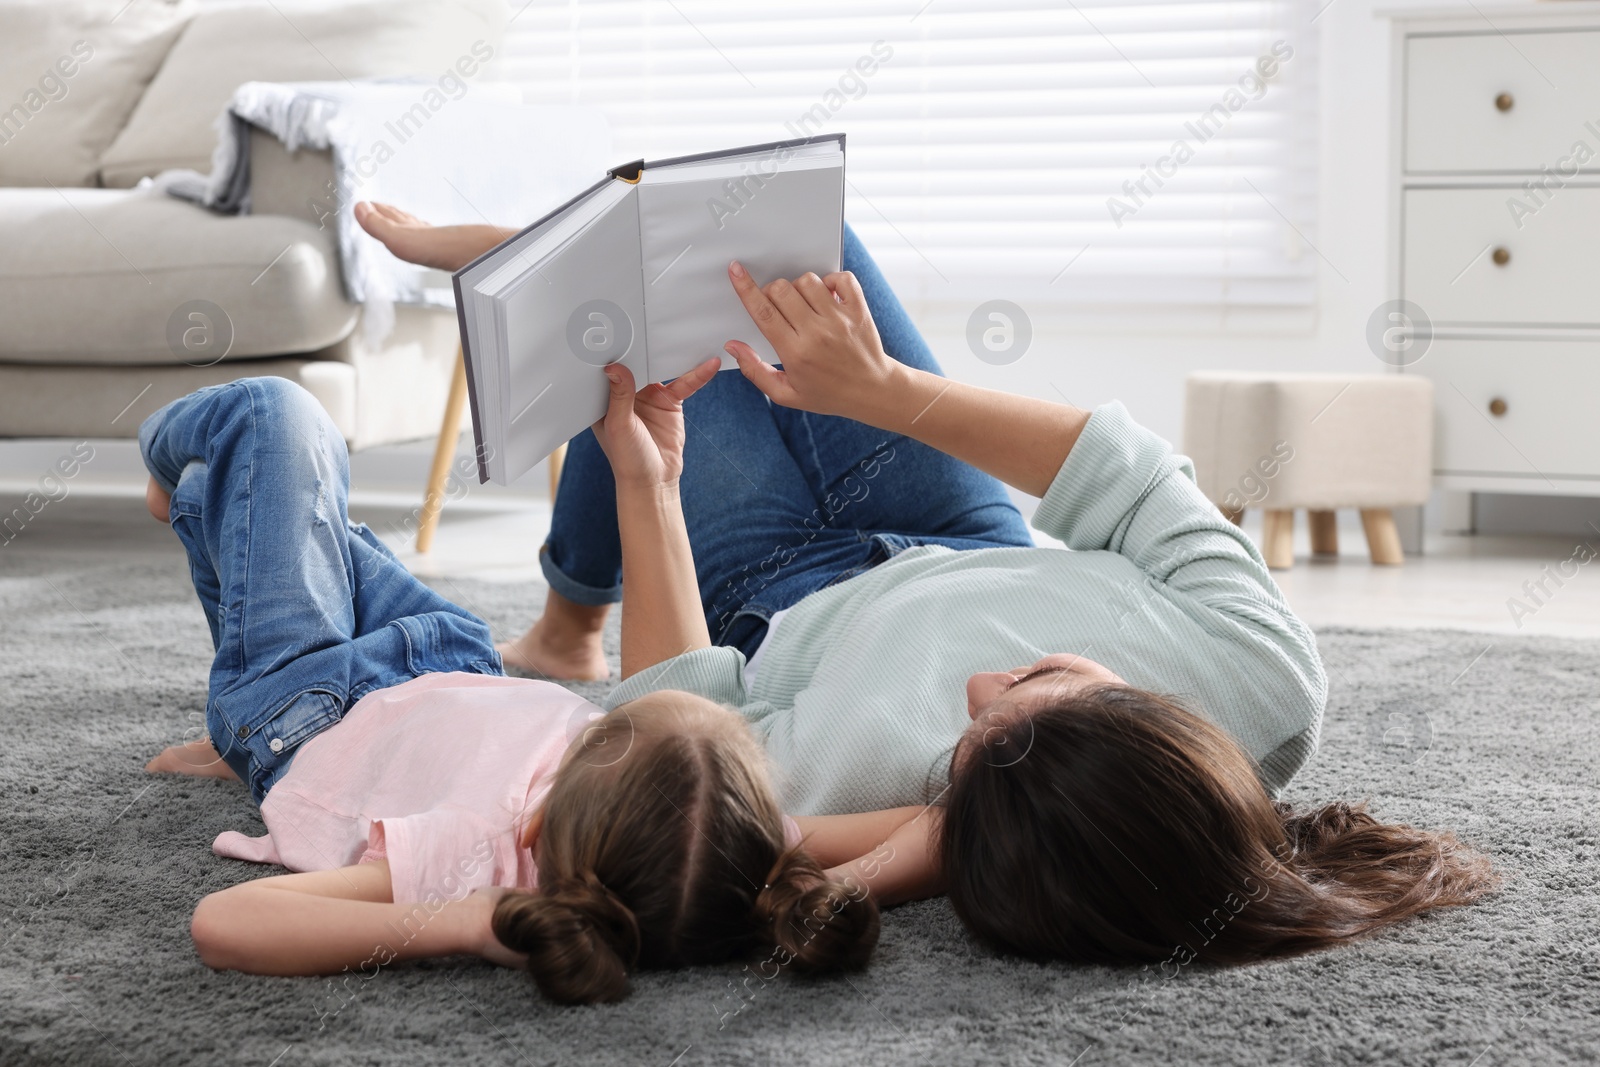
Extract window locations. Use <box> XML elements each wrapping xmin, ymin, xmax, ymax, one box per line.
<box><xmin>502</xmin><ymin>0</ymin><xmax>1319</xmax><ymax>317</ymax></box>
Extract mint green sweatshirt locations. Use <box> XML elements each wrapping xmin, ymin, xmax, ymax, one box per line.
<box><xmin>605</xmin><ymin>402</ymin><xmax>1327</xmax><ymax>816</ymax></box>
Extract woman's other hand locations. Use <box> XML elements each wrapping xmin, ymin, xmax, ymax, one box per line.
<box><xmin>723</xmin><ymin>261</ymin><xmax>902</xmax><ymax>420</ymax></box>
<box><xmin>591</xmin><ymin>358</ymin><xmax>720</xmax><ymax>490</ymax></box>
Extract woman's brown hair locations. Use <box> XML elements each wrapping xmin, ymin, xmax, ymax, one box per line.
<box><xmin>492</xmin><ymin>692</ymin><xmax>879</xmax><ymax>1004</ymax></box>
<box><xmin>940</xmin><ymin>684</ymin><xmax>1496</xmax><ymax>964</ymax></box>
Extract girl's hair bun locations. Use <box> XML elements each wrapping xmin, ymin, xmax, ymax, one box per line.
<box><xmin>492</xmin><ymin>876</ymin><xmax>642</xmax><ymax>1004</ymax></box>
<box><xmin>754</xmin><ymin>848</ymin><xmax>880</xmax><ymax>975</ymax></box>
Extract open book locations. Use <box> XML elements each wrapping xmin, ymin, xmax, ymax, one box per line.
<box><xmin>452</xmin><ymin>134</ymin><xmax>846</xmax><ymax>485</ymax></box>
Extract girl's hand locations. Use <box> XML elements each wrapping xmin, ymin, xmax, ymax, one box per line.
<box><xmin>723</xmin><ymin>261</ymin><xmax>903</xmax><ymax>421</ymax></box>
<box><xmin>465</xmin><ymin>887</ymin><xmax>528</xmax><ymax>969</ymax></box>
<box><xmin>591</xmin><ymin>358</ymin><xmax>721</xmax><ymax>490</ymax></box>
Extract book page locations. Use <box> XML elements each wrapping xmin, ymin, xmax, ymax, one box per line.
<box><xmin>457</xmin><ymin>177</ymin><xmax>631</xmax><ymax>482</ymax></box>
<box><xmin>637</xmin><ymin>151</ymin><xmax>843</xmax><ymax>383</ymax></box>
<box><xmin>495</xmin><ymin>186</ymin><xmax>646</xmax><ymax>484</ymax></box>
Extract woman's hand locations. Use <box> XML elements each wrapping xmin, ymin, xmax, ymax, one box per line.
<box><xmin>723</xmin><ymin>261</ymin><xmax>904</xmax><ymax>421</ymax></box>
<box><xmin>590</xmin><ymin>358</ymin><xmax>721</xmax><ymax>490</ymax></box>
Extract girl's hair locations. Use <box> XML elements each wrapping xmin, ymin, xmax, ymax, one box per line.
<box><xmin>940</xmin><ymin>684</ymin><xmax>1496</xmax><ymax>965</ymax></box>
<box><xmin>492</xmin><ymin>692</ymin><xmax>879</xmax><ymax>1004</ymax></box>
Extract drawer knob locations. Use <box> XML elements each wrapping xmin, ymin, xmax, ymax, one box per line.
<box><xmin>1495</xmin><ymin>92</ymin><xmax>1514</xmax><ymax>112</ymax></box>
<box><xmin>1488</xmin><ymin>397</ymin><xmax>1508</xmax><ymax>417</ymax></box>
<box><xmin>1491</xmin><ymin>246</ymin><xmax>1510</xmax><ymax>267</ymax></box>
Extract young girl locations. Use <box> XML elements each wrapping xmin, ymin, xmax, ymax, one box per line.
<box><xmin>141</xmin><ymin>371</ymin><xmax>899</xmax><ymax>1003</ymax></box>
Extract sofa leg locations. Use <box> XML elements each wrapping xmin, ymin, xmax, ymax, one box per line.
<box><xmin>416</xmin><ymin>348</ymin><xmax>469</xmax><ymax>554</ymax></box>
<box><xmin>1261</xmin><ymin>509</ymin><xmax>1295</xmax><ymax>570</ymax></box>
<box><xmin>1308</xmin><ymin>510</ymin><xmax>1339</xmax><ymax>556</ymax></box>
<box><xmin>548</xmin><ymin>441</ymin><xmax>567</xmax><ymax>504</ymax></box>
<box><xmin>1361</xmin><ymin>508</ymin><xmax>1404</xmax><ymax>566</ymax></box>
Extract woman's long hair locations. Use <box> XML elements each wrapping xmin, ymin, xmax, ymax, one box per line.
<box><xmin>492</xmin><ymin>692</ymin><xmax>879</xmax><ymax>1004</ymax></box>
<box><xmin>939</xmin><ymin>684</ymin><xmax>1496</xmax><ymax>964</ymax></box>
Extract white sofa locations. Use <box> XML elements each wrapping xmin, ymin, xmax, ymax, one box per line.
<box><xmin>0</xmin><ymin>0</ymin><xmax>506</xmax><ymax>448</ymax></box>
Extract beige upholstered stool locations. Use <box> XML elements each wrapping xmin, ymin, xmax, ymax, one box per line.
<box><xmin>1183</xmin><ymin>373</ymin><xmax>1433</xmax><ymax>570</ymax></box>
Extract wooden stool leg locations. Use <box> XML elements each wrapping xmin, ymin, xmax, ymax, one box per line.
<box><xmin>1361</xmin><ymin>508</ymin><xmax>1404</xmax><ymax>566</ymax></box>
<box><xmin>1308</xmin><ymin>510</ymin><xmax>1339</xmax><ymax>556</ymax></box>
<box><xmin>1221</xmin><ymin>505</ymin><xmax>1244</xmax><ymax>526</ymax></box>
<box><xmin>1261</xmin><ymin>509</ymin><xmax>1295</xmax><ymax>570</ymax></box>
<box><xmin>415</xmin><ymin>347</ymin><xmax>468</xmax><ymax>554</ymax></box>
<box><xmin>547</xmin><ymin>441</ymin><xmax>567</xmax><ymax>504</ymax></box>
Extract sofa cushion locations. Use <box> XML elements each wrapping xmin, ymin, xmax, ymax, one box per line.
<box><xmin>0</xmin><ymin>357</ymin><xmax>356</xmax><ymax>441</ymax></box>
<box><xmin>97</xmin><ymin>0</ymin><xmax>509</xmax><ymax>188</ymax></box>
<box><xmin>0</xmin><ymin>188</ymin><xmax>358</xmax><ymax>364</ymax></box>
<box><xmin>0</xmin><ymin>0</ymin><xmax>195</xmax><ymax>188</ymax></box>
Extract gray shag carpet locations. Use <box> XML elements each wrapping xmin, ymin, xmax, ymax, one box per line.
<box><xmin>2</xmin><ymin>497</ymin><xmax>1598</xmax><ymax>1066</ymax></box>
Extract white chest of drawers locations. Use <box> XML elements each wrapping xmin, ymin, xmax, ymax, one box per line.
<box><xmin>1385</xmin><ymin>3</ymin><xmax>1600</xmax><ymax>500</ymax></box>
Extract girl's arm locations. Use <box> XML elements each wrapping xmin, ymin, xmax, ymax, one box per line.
<box><xmin>589</xmin><ymin>360</ymin><xmax>722</xmax><ymax>678</ymax></box>
<box><xmin>190</xmin><ymin>862</ymin><xmax>518</xmax><ymax>975</ymax></box>
<box><xmin>723</xmin><ymin>263</ymin><xmax>1090</xmax><ymax>499</ymax></box>
<box><xmin>614</xmin><ymin>484</ymin><xmax>710</xmax><ymax>679</ymax></box>
<box><xmin>794</xmin><ymin>806</ymin><xmax>945</xmax><ymax>907</ymax></box>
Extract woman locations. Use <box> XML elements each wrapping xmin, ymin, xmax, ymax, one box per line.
<box><xmin>358</xmin><ymin>203</ymin><xmax>1494</xmax><ymax>961</ymax></box>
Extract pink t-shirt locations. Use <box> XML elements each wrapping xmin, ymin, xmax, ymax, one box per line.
<box><xmin>213</xmin><ymin>672</ymin><xmax>600</xmax><ymax>903</ymax></box>
<box><xmin>212</xmin><ymin>672</ymin><xmax>803</xmax><ymax>905</ymax></box>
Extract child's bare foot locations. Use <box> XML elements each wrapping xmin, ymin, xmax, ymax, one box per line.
<box><xmin>146</xmin><ymin>738</ymin><xmax>239</xmax><ymax>781</ymax></box>
<box><xmin>354</xmin><ymin>201</ymin><xmax>515</xmax><ymax>272</ymax></box>
<box><xmin>498</xmin><ymin>591</ymin><xmax>611</xmax><ymax>681</ymax></box>
<box><xmin>146</xmin><ymin>476</ymin><xmax>171</xmax><ymax>524</ymax></box>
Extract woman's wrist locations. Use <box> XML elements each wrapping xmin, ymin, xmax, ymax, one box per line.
<box><xmin>851</xmin><ymin>362</ymin><xmax>938</xmax><ymax>436</ymax></box>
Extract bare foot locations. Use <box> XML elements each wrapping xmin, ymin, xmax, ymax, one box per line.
<box><xmin>146</xmin><ymin>738</ymin><xmax>239</xmax><ymax>781</ymax></box>
<box><xmin>354</xmin><ymin>201</ymin><xmax>516</xmax><ymax>272</ymax></box>
<box><xmin>146</xmin><ymin>476</ymin><xmax>171</xmax><ymax>524</ymax></box>
<box><xmin>498</xmin><ymin>590</ymin><xmax>611</xmax><ymax>681</ymax></box>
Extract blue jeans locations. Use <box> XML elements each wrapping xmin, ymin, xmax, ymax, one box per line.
<box><xmin>140</xmin><ymin>378</ymin><xmax>501</xmax><ymax>802</ymax></box>
<box><xmin>542</xmin><ymin>224</ymin><xmax>1034</xmax><ymax>655</ymax></box>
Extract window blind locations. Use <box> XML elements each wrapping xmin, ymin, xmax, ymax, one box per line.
<box><xmin>499</xmin><ymin>0</ymin><xmax>1319</xmax><ymax>311</ymax></box>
